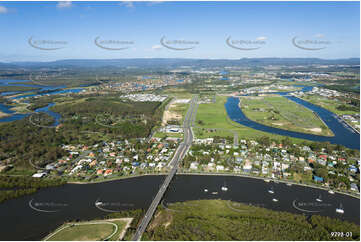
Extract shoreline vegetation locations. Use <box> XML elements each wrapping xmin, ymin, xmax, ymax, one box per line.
<box><xmin>142</xmin><ymin>199</ymin><xmax>360</xmax><ymax>241</ymax></box>
<box><xmin>40</xmin><ymin>199</ymin><xmax>361</xmax><ymax>241</ymax></box>
<box><xmin>0</xmin><ymin>176</ymin><xmax>66</xmax><ymax>203</ymax></box>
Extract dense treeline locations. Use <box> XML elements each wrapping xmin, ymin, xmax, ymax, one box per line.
<box><xmin>0</xmin><ymin>118</ymin><xmax>68</xmax><ymax>167</ymax></box>
<box><xmin>0</xmin><ymin>95</ymin><xmax>165</xmax><ymax>168</ymax></box>
<box><xmin>336</xmin><ymin>104</ymin><xmax>359</xmax><ymax>112</ymax></box>
<box><xmin>0</xmin><ymin>188</ymin><xmax>37</xmax><ymax>203</ymax></box>
<box><xmin>0</xmin><ymin>176</ymin><xmax>66</xmax><ymax>189</ymax></box>
<box><xmin>143</xmin><ymin>200</ymin><xmax>360</xmax><ymax>241</ymax></box>
<box><xmin>52</xmin><ymin>96</ymin><xmax>163</xmax><ymax>139</ymax></box>
<box><xmin>0</xmin><ymin>176</ymin><xmax>66</xmax><ymax>203</ymax></box>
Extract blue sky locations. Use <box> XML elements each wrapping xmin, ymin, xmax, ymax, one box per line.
<box><xmin>0</xmin><ymin>1</ymin><xmax>359</xmax><ymax>61</ymax></box>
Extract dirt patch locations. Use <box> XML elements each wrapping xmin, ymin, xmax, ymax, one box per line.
<box><xmin>304</xmin><ymin>127</ymin><xmax>322</xmax><ymax>133</ymax></box>
<box><xmin>162</xmin><ymin>103</ymin><xmax>182</xmax><ymax>126</ymax></box>
<box><xmin>148</xmin><ymin>210</ymin><xmax>173</xmax><ymax>231</ymax></box>
<box><xmin>0</xmin><ymin>111</ymin><xmax>10</xmax><ymax>118</ymax></box>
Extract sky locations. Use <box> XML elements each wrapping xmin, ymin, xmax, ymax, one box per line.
<box><xmin>0</xmin><ymin>1</ymin><xmax>359</xmax><ymax>62</ymax></box>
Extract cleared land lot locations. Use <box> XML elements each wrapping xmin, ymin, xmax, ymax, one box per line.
<box><xmin>44</xmin><ymin>218</ymin><xmax>130</xmax><ymax>241</ymax></box>
<box><xmin>194</xmin><ymin>95</ymin><xmax>307</xmax><ymax>143</ymax></box>
<box><xmin>240</xmin><ymin>95</ymin><xmax>333</xmax><ymax>136</ymax></box>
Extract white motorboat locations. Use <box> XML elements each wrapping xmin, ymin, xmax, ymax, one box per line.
<box><xmin>95</xmin><ymin>201</ymin><xmax>103</xmax><ymax>206</ymax></box>
<box><xmin>328</xmin><ymin>190</ymin><xmax>335</xmax><ymax>194</ymax></box>
<box><xmin>316</xmin><ymin>195</ymin><xmax>322</xmax><ymax>202</ymax></box>
<box><xmin>211</xmin><ymin>192</ymin><xmax>218</xmax><ymax>195</ymax></box>
<box><xmin>268</xmin><ymin>187</ymin><xmax>274</xmax><ymax>194</ymax></box>
<box><xmin>221</xmin><ymin>182</ymin><xmax>228</xmax><ymax>191</ymax></box>
<box><xmin>264</xmin><ymin>179</ymin><xmax>270</xmax><ymax>183</ymax></box>
<box><xmin>286</xmin><ymin>183</ymin><xmax>292</xmax><ymax>186</ymax></box>
<box><xmin>272</xmin><ymin>198</ymin><xmax>278</xmax><ymax>202</ymax></box>
<box><xmin>204</xmin><ymin>189</ymin><xmax>208</xmax><ymax>192</ymax></box>
<box><xmin>221</xmin><ymin>186</ymin><xmax>228</xmax><ymax>191</ymax></box>
<box><xmin>336</xmin><ymin>203</ymin><xmax>344</xmax><ymax>214</ymax></box>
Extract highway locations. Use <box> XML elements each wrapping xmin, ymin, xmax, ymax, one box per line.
<box><xmin>132</xmin><ymin>96</ymin><xmax>198</xmax><ymax>241</ymax></box>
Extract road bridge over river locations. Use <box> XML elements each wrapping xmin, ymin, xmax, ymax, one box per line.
<box><xmin>132</xmin><ymin>95</ymin><xmax>198</xmax><ymax>241</ymax></box>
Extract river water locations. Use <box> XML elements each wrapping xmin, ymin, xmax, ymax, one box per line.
<box><xmin>0</xmin><ymin>80</ymin><xmax>83</xmax><ymax>123</ymax></box>
<box><xmin>0</xmin><ymin>175</ymin><xmax>359</xmax><ymax>240</ymax></box>
<box><xmin>224</xmin><ymin>87</ymin><xmax>360</xmax><ymax>150</ymax></box>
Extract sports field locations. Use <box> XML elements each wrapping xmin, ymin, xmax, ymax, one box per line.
<box><xmin>44</xmin><ymin>218</ymin><xmax>130</xmax><ymax>241</ymax></box>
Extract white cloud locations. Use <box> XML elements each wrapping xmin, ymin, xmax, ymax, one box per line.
<box><xmin>119</xmin><ymin>1</ymin><xmax>134</xmax><ymax>8</ymax></box>
<box><xmin>152</xmin><ymin>45</ymin><xmax>162</xmax><ymax>50</ymax></box>
<box><xmin>147</xmin><ymin>1</ymin><xmax>164</xmax><ymax>6</ymax></box>
<box><xmin>0</xmin><ymin>6</ymin><xmax>8</xmax><ymax>14</ymax></box>
<box><xmin>256</xmin><ymin>36</ymin><xmax>267</xmax><ymax>41</ymax></box>
<box><xmin>314</xmin><ymin>33</ymin><xmax>325</xmax><ymax>38</ymax></box>
<box><xmin>57</xmin><ymin>1</ymin><xmax>72</xmax><ymax>9</ymax></box>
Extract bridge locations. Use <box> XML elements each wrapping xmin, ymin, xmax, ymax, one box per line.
<box><xmin>132</xmin><ymin>96</ymin><xmax>198</xmax><ymax>241</ymax></box>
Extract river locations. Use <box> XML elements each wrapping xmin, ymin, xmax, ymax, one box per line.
<box><xmin>0</xmin><ymin>80</ymin><xmax>83</xmax><ymax>123</ymax></box>
<box><xmin>224</xmin><ymin>86</ymin><xmax>360</xmax><ymax>150</ymax></box>
<box><xmin>0</xmin><ymin>175</ymin><xmax>358</xmax><ymax>240</ymax></box>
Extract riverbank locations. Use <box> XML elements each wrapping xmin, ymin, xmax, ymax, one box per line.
<box><xmin>1</xmin><ymin>173</ymin><xmax>359</xmax><ymax>240</ymax></box>
<box><xmin>296</xmin><ymin>95</ymin><xmax>360</xmax><ymax>135</ymax></box>
<box><xmin>143</xmin><ymin>199</ymin><xmax>360</xmax><ymax>241</ymax></box>
<box><xmin>239</xmin><ymin>95</ymin><xmax>334</xmax><ymax>137</ymax></box>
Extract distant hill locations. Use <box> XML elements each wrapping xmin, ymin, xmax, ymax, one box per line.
<box><xmin>1</xmin><ymin>58</ymin><xmax>359</xmax><ymax>69</ymax></box>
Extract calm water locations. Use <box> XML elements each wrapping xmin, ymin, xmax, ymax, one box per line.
<box><xmin>0</xmin><ymin>175</ymin><xmax>359</xmax><ymax>240</ymax></box>
<box><xmin>0</xmin><ymin>80</ymin><xmax>83</xmax><ymax>123</ymax></box>
<box><xmin>225</xmin><ymin>91</ymin><xmax>360</xmax><ymax>150</ymax></box>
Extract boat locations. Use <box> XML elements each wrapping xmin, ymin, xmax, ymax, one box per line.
<box><xmin>316</xmin><ymin>194</ymin><xmax>322</xmax><ymax>202</ymax></box>
<box><xmin>328</xmin><ymin>190</ymin><xmax>335</xmax><ymax>194</ymax></box>
<box><xmin>221</xmin><ymin>182</ymin><xmax>228</xmax><ymax>191</ymax></box>
<box><xmin>211</xmin><ymin>192</ymin><xmax>218</xmax><ymax>195</ymax></box>
<box><xmin>95</xmin><ymin>201</ymin><xmax>103</xmax><ymax>206</ymax></box>
<box><xmin>286</xmin><ymin>183</ymin><xmax>292</xmax><ymax>186</ymax></box>
<box><xmin>264</xmin><ymin>179</ymin><xmax>270</xmax><ymax>183</ymax></box>
<box><xmin>268</xmin><ymin>186</ymin><xmax>274</xmax><ymax>194</ymax></box>
<box><xmin>336</xmin><ymin>203</ymin><xmax>344</xmax><ymax>214</ymax></box>
<box><xmin>272</xmin><ymin>198</ymin><xmax>278</xmax><ymax>202</ymax></box>
<box><xmin>204</xmin><ymin>189</ymin><xmax>208</xmax><ymax>192</ymax></box>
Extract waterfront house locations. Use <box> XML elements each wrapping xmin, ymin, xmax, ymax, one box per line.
<box><xmin>243</xmin><ymin>162</ymin><xmax>252</xmax><ymax>173</ymax></box>
<box><xmin>350</xmin><ymin>183</ymin><xmax>359</xmax><ymax>192</ymax></box>
<box><xmin>104</xmin><ymin>169</ymin><xmax>113</xmax><ymax>176</ymax></box>
<box><xmin>190</xmin><ymin>162</ymin><xmax>199</xmax><ymax>170</ymax></box>
<box><xmin>216</xmin><ymin>165</ymin><xmax>225</xmax><ymax>171</ymax></box>
<box><xmin>313</xmin><ymin>175</ymin><xmax>324</xmax><ymax>182</ymax></box>
<box><xmin>349</xmin><ymin>165</ymin><xmax>358</xmax><ymax>173</ymax></box>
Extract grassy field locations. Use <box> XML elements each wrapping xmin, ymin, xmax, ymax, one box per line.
<box><xmin>302</xmin><ymin>94</ymin><xmax>359</xmax><ymax>116</ymax></box>
<box><xmin>0</xmin><ymin>86</ymin><xmax>40</xmax><ymax>92</ymax></box>
<box><xmin>45</xmin><ymin>219</ymin><xmax>128</xmax><ymax>241</ymax></box>
<box><xmin>143</xmin><ymin>199</ymin><xmax>360</xmax><ymax>241</ymax></box>
<box><xmin>240</xmin><ymin>95</ymin><xmax>333</xmax><ymax>136</ymax></box>
<box><xmin>195</xmin><ymin>95</ymin><xmax>308</xmax><ymax>143</ymax></box>
<box><xmin>153</xmin><ymin>132</ymin><xmax>183</xmax><ymax>138</ymax></box>
<box><xmin>157</xmin><ymin>87</ymin><xmax>193</xmax><ymax>99</ymax></box>
<box><xmin>168</xmin><ymin>102</ymin><xmax>189</xmax><ymax>124</ymax></box>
